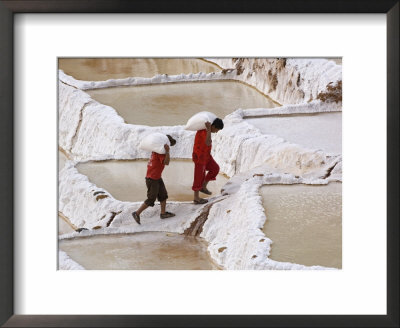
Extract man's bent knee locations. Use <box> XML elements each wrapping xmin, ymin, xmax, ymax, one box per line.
<box><xmin>144</xmin><ymin>198</ymin><xmax>156</xmax><ymax>207</ymax></box>
<box><xmin>158</xmin><ymin>195</ymin><xmax>168</xmax><ymax>203</ymax></box>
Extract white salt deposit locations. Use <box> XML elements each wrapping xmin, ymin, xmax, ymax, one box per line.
<box><xmin>241</xmin><ymin>100</ymin><xmax>341</xmax><ymax>117</ymax></box>
<box><xmin>59</xmin><ymin>69</ymin><xmax>237</xmax><ymax>90</ymax></box>
<box><xmin>212</xmin><ymin>110</ymin><xmax>341</xmax><ymax>179</ymax></box>
<box><xmin>207</xmin><ymin>58</ymin><xmax>342</xmax><ymax>108</ymax></box>
<box><xmin>59</xmin><ymin>162</ymin><xmax>218</xmax><ymax>235</ymax></box>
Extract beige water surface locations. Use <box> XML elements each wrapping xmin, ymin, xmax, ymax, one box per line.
<box><xmin>59</xmin><ymin>58</ymin><xmax>220</xmax><ymax>81</ymax></box>
<box><xmin>261</xmin><ymin>183</ymin><xmax>342</xmax><ymax>268</ymax></box>
<box><xmin>77</xmin><ymin>160</ymin><xmax>228</xmax><ymax>202</ymax></box>
<box><xmin>87</xmin><ymin>81</ymin><xmax>278</xmax><ymax>126</ymax></box>
<box><xmin>58</xmin><ymin>216</ymin><xmax>75</xmax><ymax>235</ymax></box>
<box><xmin>59</xmin><ymin>232</ymin><xmax>218</xmax><ymax>270</ymax></box>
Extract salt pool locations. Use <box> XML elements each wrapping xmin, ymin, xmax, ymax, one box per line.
<box><xmin>58</xmin><ymin>58</ymin><xmax>220</xmax><ymax>81</ymax></box>
<box><xmin>76</xmin><ymin>159</ymin><xmax>228</xmax><ymax>202</ymax></box>
<box><xmin>87</xmin><ymin>81</ymin><xmax>278</xmax><ymax>126</ymax></box>
<box><xmin>261</xmin><ymin>182</ymin><xmax>342</xmax><ymax>268</ymax></box>
<box><xmin>59</xmin><ymin>232</ymin><xmax>218</xmax><ymax>270</ymax></box>
<box><xmin>245</xmin><ymin>112</ymin><xmax>342</xmax><ymax>155</ymax></box>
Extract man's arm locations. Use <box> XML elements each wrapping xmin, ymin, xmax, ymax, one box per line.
<box><xmin>163</xmin><ymin>144</ymin><xmax>170</xmax><ymax>165</ymax></box>
<box><xmin>205</xmin><ymin>122</ymin><xmax>212</xmax><ymax>146</ymax></box>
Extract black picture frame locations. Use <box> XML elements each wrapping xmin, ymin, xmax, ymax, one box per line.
<box><xmin>1</xmin><ymin>1</ymin><xmax>398</xmax><ymax>327</ymax></box>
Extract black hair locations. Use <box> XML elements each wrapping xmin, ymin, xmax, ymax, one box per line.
<box><xmin>166</xmin><ymin>135</ymin><xmax>176</xmax><ymax>146</ymax></box>
<box><xmin>212</xmin><ymin>118</ymin><xmax>224</xmax><ymax>130</ymax></box>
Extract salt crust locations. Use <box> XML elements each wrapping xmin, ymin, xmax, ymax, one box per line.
<box><xmin>59</xmin><ymin>82</ymin><xmax>342</xmax><ymax>177</ymax></box>
<box><xmin>207</xmin><ymin>58</ymin><xmax>342</xmax><ymax>109</ymax></box>
<box><xmin>58</xmin><ymin>60</ymin><xmax>342</xmax><ymax>270</ymax></box>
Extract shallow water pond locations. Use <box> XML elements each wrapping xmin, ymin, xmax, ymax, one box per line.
<box><xmin>59</xmin><ymin>58</ymin><xmax>220</xmax><ymax>81</ymax></box>
<box><xmin>87</xmin><ymin>81</ymin><xmax>278</xmax><ymax>126</ymax></box>
<box><xmin>59</xmin><ymin>232</ymin><xmax>218</xmax><ymax>270</ymax></box>
<box><xmin>261</xmin><ymin>182</ymin><xmax>342</xmax><ymax>268</ymax></box>
<box><xmin>76</xmin><ymin>159</ymin><xmax>228</xmax><ymax>202</ymax></box>
<box><xmin>245</xmin><ymin>112</ymin><xmax>342</xmax><ymax>155</ymax></box>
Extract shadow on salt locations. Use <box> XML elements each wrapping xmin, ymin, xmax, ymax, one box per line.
<box><xmin>76</xmin><ymin>159</ymin><xmax>228</xmax><ymax>202</ymax></box>
<box><xmin>59</xmin><ymin>232</ymin><xmax>219</xmax><ymax>270</ymax></box>
<box><xmin>261</xmin><ymin>182</ymin><xmax>342</xmax><ymax>269</ymax></box>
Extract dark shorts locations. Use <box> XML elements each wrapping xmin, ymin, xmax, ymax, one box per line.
<box><xmin>144</xmin><ymin>177</ymin><xmax>168</xmax><ymax>207</ymax></box>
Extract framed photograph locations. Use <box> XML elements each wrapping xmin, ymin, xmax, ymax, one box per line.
<box><xmin>1</xmin><ymin>1</ymin><xmax>398</xmax><ymax>327</ymax></box>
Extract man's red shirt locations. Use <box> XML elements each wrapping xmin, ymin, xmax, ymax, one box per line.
<box><xmin>146</xmin><ymin>152</ymin><xmax>166</xmax><ymax>180</ymax></box>
<box><xmin>192</xmin><ymin>129</ymin><xmax>212</xmax><ymax>165</ymax></box>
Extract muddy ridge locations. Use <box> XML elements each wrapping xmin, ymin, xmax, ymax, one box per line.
<box><xmin>184</xmin><ymin>199</ymin><xmax>223</xmax><ymax>236</ymax></box>
<box><xmin>317</xmin><ymin>80</ymin><xmax>342</xmax><ymax>103</ymax></box>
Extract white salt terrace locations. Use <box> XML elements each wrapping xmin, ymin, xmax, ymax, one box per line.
<box><xmin>86</xmin><ymin>81</ymin><xmax>279</xmax><ymax>126</ymax></box>
<box><xmin>59</xmin><ymin>58</ymin><xmax>342</xmax><ymax>270</ymax></box>
<box><xmin>261</xmin><ymin>182</ymin><xmax>342</xmax><ymax>268</ymax></box>
<box><xmin>58</xmin><ymin>58</ymin><xmax>220</xmax><ymax>81</ymax></box>
<box><xmin>76</xmin><ymin>160</ymin><xmax>228</xmax><ymax>202</ymax></box>
<box><xmin>59</xmin><ymin>232</ymin><xmax>219</xmax><ymax>270</ymax></box>
<box><xmin>245</xmin><ymin>112</ymin><xmax>342</xmax><ymax>155</ymax></box>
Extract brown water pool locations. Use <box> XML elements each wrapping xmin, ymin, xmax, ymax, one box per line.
<box><xmin>59</xmin><ymin>232</ymin><xmax>218</xmax><ymax>270</ymax></box>
<box><xmin>87</xmin><ymin>80</ymin><xmax>278</xmax><ymax>126</ymax></box>
<box><xmin>59</xmin><ymin>58</ymin><xmax>221</xmax><ymax>81</ymax></box>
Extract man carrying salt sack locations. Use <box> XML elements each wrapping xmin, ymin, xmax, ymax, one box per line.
<box><xmin>190</xmin><ymin>116</ymin><xmax>224</xmax><ymax>204</ymax></box>
<box><xmin>132</xmin><ymin>134</ymin><xmax>177</xmax><ymax>225</ymax></box>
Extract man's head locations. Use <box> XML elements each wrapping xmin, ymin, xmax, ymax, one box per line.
<box><xmin>211</xmin><ymin>118</ymin><xmax>224</xmax><ymax>133</ymax></box>
<box><xmin>166</xmin><ymin>135</ymin><xmax>176</xmax><ymax>146</ymax></box>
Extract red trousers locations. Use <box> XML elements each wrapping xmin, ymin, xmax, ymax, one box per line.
<box><xmin>192</xmin><ymin>156</ymin><xmax>220</xmax><ymax>191</ymax></box>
